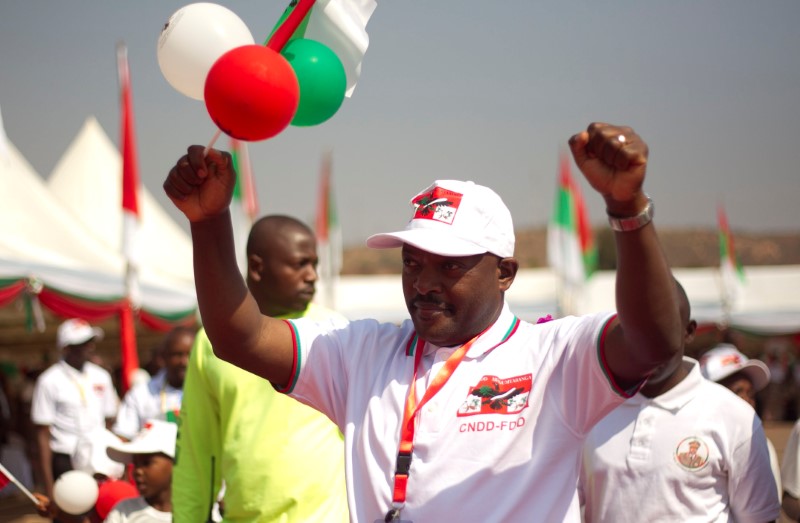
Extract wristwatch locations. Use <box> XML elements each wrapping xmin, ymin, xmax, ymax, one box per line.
<box><xmin>607</xmin><ymin>197</ymin><xmax>654</xmax><ymax>232</ymax></box>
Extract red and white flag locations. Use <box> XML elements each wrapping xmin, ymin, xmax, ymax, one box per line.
<box><xmin>117</xmin><ymin>42</ymin><xmax>141</xmax><ymax>393</ymax></box>
<box><xmin>0</xmin><ymin>462</ymin><xmax>39</xmax><ymax>505</ymax></box>
<box><xmin>118</xmin><ymin>42</ymin><xmax>141</xmax><ymax>306</ymax></box>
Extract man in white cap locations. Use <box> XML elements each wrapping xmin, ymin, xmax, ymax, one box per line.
<box><xmin>31</xmin><ymin>318</ymin><xmax>118</xmax><ymax>500</ymax></box>
<box><xmin>699</xmin><ymin>343</ymin><xmax>783</xmax><ymax>512</ymax></box>
<box><xmin>699</xmin><ymin>342</ymin><xmax>771</xmax><ymax>407</ymax></box>
<box><xmin>163</xmin><ymin>122</ymin><xmax>684</xmax><ymax>522</ymax></box>
<box><xmin>105</xmin><ymin>419</ymin><xmax>177</xmax><ymax>521</ymax></box>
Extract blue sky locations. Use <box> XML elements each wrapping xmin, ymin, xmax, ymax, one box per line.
<box><xmin>2</xmin><ymin>1</ymin><xmax>799</xmax><ymax>247</ymax></box>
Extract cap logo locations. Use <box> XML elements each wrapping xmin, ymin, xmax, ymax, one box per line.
<box><xmin>412</xmin><ymin>187</ymin><xmax>463</xmax><ymax>225</ymax></box>
<box><xmin>720</xmin><ymin>354</ymin><xmax>742</xmax><ymax>367</ymax></box>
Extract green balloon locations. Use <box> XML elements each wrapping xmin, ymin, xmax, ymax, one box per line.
<box><xmin>281</xmin><ymin>38</ymin><xmax>347</xmax><ymax>127</ymax></box>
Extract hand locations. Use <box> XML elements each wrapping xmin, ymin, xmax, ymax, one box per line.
<box><xmin>163</xmin><ymin>146</ymin><xmax>237</xmax><ymax>223</ymax></box>
<box><xmin>568</xmin><ymin>122</ymin><xmax>649</xmax><ymax>215</ymax></box>
<box><xmin>33</xmin><ymin>492</ymin><xmax>56</xmax><ymax>519</ymax></box>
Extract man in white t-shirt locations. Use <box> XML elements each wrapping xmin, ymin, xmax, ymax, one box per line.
<box><xmin>700</xmin><ymin>341</ymin><xmax>783</xmax><ymax>503</ymax></box>
<box><xmin>113</xmin><ymin>326</ymin><xmax>196</xmax><ymax>440</ymax></box>
<box><xmin>163</xmin><ymin>122</ymin><xmax>684</xmax><ymax>521</ymax></box>
<box><xmin>31</xmin><ymin>318</ymin><xmax>118</xmax><ymax>500</ymax></box>
<box><xmin>579</xmin><ymin>283</ymin><xmax>780</xmax><ymax>522</ymax></box>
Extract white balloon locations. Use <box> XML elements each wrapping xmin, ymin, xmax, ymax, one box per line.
<box><xmin>53</xmin><ymin>470</ymin><xmax>99</xmax><ymax>515</ymax></box>
<box><xmin>157</xmin><ymin>3</ymin><xmax>255</xmax><ymax>100</ymax></box>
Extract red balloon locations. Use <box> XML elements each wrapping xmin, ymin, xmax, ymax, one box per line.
<box><xmin>204</xmin><ymin>45</ymin><xmax>299</xmax><ymax>141</ymax></box>
<box><xmin>95</xmin><ymin>480</ymin><xmax>138</xmax><ymax>520</ymax></box>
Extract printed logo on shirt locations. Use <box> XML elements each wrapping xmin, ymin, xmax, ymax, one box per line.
<box><xmin>674</xmin><ymin>436</ymin><xmax>709</xmax><ymax>471</ymax></box>
<box><xmin>457</xmin><ymin>374</ymin><xmax>532</xmax><ymax>417</ymax></box>
<box><xmin>93</xmin><ymin>384</ymin><xmax>105</xmax><ymax>395</ymax></box>
<box><xmin>411</xmin><ymin>187</ymin><xmax>463</xmax><ymax>224</ymax></box>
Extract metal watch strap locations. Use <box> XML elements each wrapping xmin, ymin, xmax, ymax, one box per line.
<box><xmin>607</xmin><ymin>197</ymin><xmax>654</xmax><ymax>232</ymax></box>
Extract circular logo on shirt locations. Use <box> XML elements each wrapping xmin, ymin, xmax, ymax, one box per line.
<box><xmin>674</xmin><ymin>436</ymin><xmax>709</xmax><ymax>471</ymax></box>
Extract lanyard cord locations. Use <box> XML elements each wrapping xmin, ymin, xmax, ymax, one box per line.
<box><xmin>63</xmin><ymin>362</ymin><xmax>87</xmax><ymax>406</ymax></box>
<box><xmin>389</xmin><ymin>330</ymin><xmax>485</xmax><ymax>517</ymax></box>
<box><xmin>386</xmin><ymin>317</ymin><xmax>521</xmax><ymax>521</ymax></box>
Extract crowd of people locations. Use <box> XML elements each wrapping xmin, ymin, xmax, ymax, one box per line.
<box><xmin>0</xmin><ymin>121</ymin><xmax>797</xmax><ymax>521</ymax></box>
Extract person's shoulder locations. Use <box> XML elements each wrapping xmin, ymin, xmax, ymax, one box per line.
<box><xmin>145</xmin><ymin>370</ymin><xmax>167</xmax><ymax>393</ymax></box>
<box><xmin>34</xmin><ymin>363</ymin><xmax>64</xmax><ymax>385</ymax></box>
<box><xmin>698</xmin><ymin>378</ymin><xmax>760</xmax><ymax>418</ymax></box>
<box><xmin>85</xmin><ymin>361</ymin><xmax>114</xmax><ymax>380</ymax></box>
<box><xmin>108</xmin><ymin>495</ymin><xmax>148</xmax><ymax>515</ymax></box>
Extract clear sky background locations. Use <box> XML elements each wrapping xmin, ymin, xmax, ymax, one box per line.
<box><xmin>1</xmin><ymin>1</ymin><xmax>799</xmax><ymax>248</ymax></box>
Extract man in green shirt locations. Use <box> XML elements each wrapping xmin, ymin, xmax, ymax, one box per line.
<box><xmin>173</xmin><ymin>215</ymin><xmax>348</xmax><ymax>522</ymax></box>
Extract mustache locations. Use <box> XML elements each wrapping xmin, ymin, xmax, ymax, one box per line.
<box><xmin>411</xmin><ymin>295</ymin><xmax>447</xmax><ymax>308</ymax></box>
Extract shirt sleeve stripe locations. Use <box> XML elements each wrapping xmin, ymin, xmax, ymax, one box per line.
<box><xmin>274</xmin><ymin>319</ymin><xmax>301</xmax><ymax>394</ymax></box>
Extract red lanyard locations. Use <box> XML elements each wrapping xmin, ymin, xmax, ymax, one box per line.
<box><xmin>386</xmin><ymin>317</ymin><xmax>521</xmax><ymax>522</ymax></box>
<box><xmin>389</xmin><ymin>330</ymin><xmax>485</xmax><ymax>513</ymax></box>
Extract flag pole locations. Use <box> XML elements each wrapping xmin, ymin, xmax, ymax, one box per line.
<box><xmin>266</xmin><ymin>0</ymin><xmax>317</xmax><ymax>52</ymax></box>
<box><xmin>0</xmin><ymin>462</ymin><xmax>40</xmax><ymax>506</ymax></box>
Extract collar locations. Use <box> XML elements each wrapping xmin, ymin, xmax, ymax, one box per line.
<box><xmin>59</xmin><ymin>359</ymin><xmax>85</xmax><ymax>377</ymax></box>
<box><xmin>421</xmin><ymin>302</ymin><xmax>520</xmax><ymax>358</ymax></box>
<box><xmin>629</xmin><ymin>357</ymin><xmax>702</xmax><ymax>412</ymax></box>
<box><xmin>152</xmin><ymin>369</ymin><xmax>181</xmax><ymax>391</ymax></box>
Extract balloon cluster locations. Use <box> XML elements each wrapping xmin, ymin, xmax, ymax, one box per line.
<box><xmin>157</xmin><ymin>2</ymin><xmax>346</xmax><ymax>141</ymax></box>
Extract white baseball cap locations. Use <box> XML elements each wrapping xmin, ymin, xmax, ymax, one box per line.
<box><xmin>366</xmin><ymin>180</ymin><xmax>515</xmax><ymax>258</ymax></box>
<box><xmin>57</xmin><ymin>318</ymin><xmax>104</xmax><ymax>350</ymax></box>
<box><xmin>107</xmin><ymin>420</ymin><xmax>177</xmax><ymax>463</ymax></box>
<box><xmin>699</xmin><ymin>343</ymin><xmax>770</xmax><ymax>392</ymax></box>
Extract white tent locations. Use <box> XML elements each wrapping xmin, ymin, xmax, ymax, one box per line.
<box><xmin>333</xmin><ymin>266</ymin><xmax>800</xmax><ymax>335</ymax></box>
<box><xmin>47</xmin><ymin>117</ymin><xmax>194</xmax><ymax>292</ymax></box>
<box><xmin>0</xmin><ymin>120</ymin><xmax>195</xmax><ymax>318</ymax></box>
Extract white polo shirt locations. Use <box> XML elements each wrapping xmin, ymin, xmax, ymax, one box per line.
<box><xmin>31</xmin><ymin>360</ymin><xmax>118</xmax><ymax>455</ymax></box>
<box><xmin>113</xmin><ymin>369</ymin><xmax>183</xmax><ymax>440</ymax></box>
<box><xmin>580</xmin><ymin>358</ymin><xmax>780</xmax><ymax>523</ymax></box>
<box><xmin>282</xmin><ymin>303</ymin><xmax>625</xmax><ymax>522</ymax></box>
<box><xmin>781</xmin><ymin>418</ymin><xmax>800</xmax><ymax>499</ymax></box>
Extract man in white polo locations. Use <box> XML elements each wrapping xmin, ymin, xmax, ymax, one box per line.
<box><xmin>31</xmin><ymin>318</ymin><xmax>118</xmax><ymax>499</ymax></box>
<box><xmin>579</xmin><ymin>284</ymin><xmax>779</xmax><ymax>522</ymax></box>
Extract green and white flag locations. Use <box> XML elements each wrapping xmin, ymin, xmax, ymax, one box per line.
<box><xmin>718</xmin><ymin>203</ymin><xmax>745</xmax><ymax>317</ymax></box>
<box><xmin>270</xmin><ymin>0</ymin><xmax>377</xmax><ymax>96</ymax></box>
<box><xmin>547</xmin><ymin>152</ymin><xmax>597</xmax><ymax>315</ymax></box>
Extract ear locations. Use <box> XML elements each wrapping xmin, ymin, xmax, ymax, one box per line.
<box><xmin>497</xmin><ymin>257</ymin><xmax>519</xmax><ymax>291</ymax></box>
<box><xmin>685</xmin><ymin>319</ymin><xmax>698</xmax><ymax>345</ymax></box>
<box><xmin>248</xmin><ymin>253</ymin><xmax>263</xmax><ymax>282</ymax></box>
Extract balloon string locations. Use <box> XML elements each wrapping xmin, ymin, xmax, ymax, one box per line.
<box><xmin>266</xmin><ymin>0</ymin><xmax>317</xmax><ymax>52</ymax></box>
<box><xmin>204</xmin><ymin>129</ymin><xmax>223</xmax><ymax>156</ymax></box>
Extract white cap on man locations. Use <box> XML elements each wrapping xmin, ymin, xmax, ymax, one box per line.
<box><xmin>366</xmin><ymin>180</ymin><xmax>515</xmax><ymax>258</ymax></box>
<box><xmin>107</xmin><ymin>420</ymin><xmax>177</xmax><ymax>464</ymax></box>
<box><xmin>699</xmin><ymin>343</ymin><xmax>770</xmax><ymax>392</ymax></box>
<box><xmin>57</xmin><ymin>318</ymin><xmax>104</xmax><ymax>350</ymax></box>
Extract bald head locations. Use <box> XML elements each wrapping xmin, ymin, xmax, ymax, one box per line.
<box><xmin>246</xmin><ymin>215</ymin><xmax>319</xmax><ymax>317</ymax></box>
<box><xmin>247</xmin><ymin>215</ymin><xmax>314</xmax><ymax>257</ymax></box>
